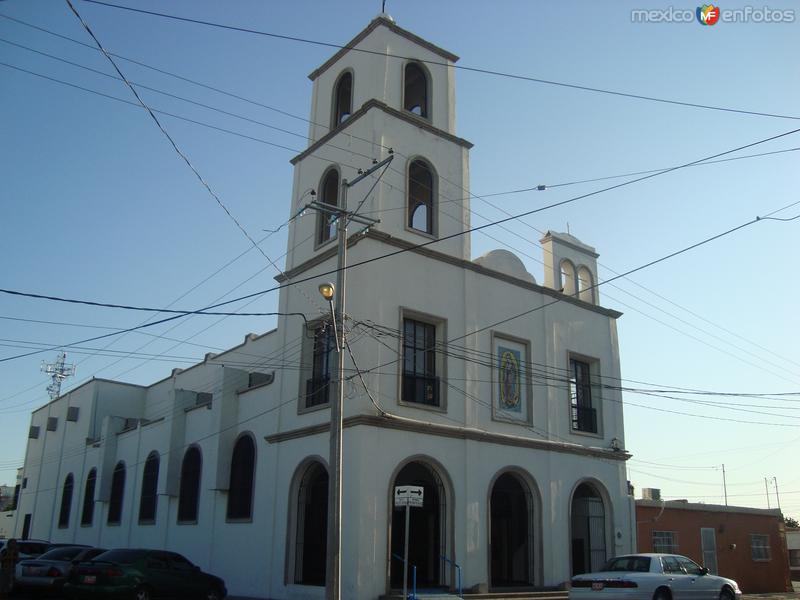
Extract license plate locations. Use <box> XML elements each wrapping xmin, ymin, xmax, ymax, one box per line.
<box><xmin>83</xmin><ymin>575</ymin><xmax>97</xmax><ymax>584</ymax></box>
<box><xmin>592</xmin><ymin>582</ymin><xmax>605</xmax><ymax>591</ymax></box>
<box><xmin>23</xmin><ymin>566</ymin><xmax>36</xmax><ymax>575</ymax></box>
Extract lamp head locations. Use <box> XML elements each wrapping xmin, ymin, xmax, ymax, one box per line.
<box><xmin>318</xmin><ymin>282</ymin><xmax>335</xmax><ymax>301</ymax></box>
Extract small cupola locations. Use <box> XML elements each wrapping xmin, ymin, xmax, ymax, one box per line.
<box><xmin>540</xmin><ymin>231</ymin><xmax>599</xmax><ymax>304</ymax></box>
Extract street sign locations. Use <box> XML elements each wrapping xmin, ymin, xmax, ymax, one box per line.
<box><xmin>394</xmin><ymin>485</ymin><xmax>424</xmax><ymax>508</ymax></box>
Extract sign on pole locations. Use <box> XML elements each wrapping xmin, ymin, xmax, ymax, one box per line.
<box><xmin>394</xmin><ymin>485</ymin><xmax>424</xmax><ymax>599</ymax></box>
<box><xmin>394</xmin><ymin>485</ymin><xmax>424</xmax><ymax>508</ymax></box>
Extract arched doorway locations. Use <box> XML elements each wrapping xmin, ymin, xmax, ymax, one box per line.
<box><xmin>293</xmin><ymin>461</ymin><xmax>328</xmax><ymax>586</ymax></box>
<box><xmin>390</xmin><ymin>461</ymin><xmax>448</xmax><ymax>590</ymax></box>
<box><xmin>570</xmin><ymin>482</ymin><xmax>607</xmax><ymax>575</ymax></box>
<box><xmin>490</xmin><ymin>472</ymin><xmax>533</xmax><ymax>587</ymax></box>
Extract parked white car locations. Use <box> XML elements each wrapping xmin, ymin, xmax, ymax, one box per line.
<box><xmin>569</xmin><ymin>553</ymin><xmax>742</xmax><ymax>600</ymax></box>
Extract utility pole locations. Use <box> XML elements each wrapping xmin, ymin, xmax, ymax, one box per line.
<box><xmin>722</xmin><ymin>464</ymin><xmax>728</xmax><ymax>506</ymax></box>
<box><xmin>41</xmin><ymin>352</ymin><xmax>76</xmax><ymax>400</ymax></box>
<box><xmin>307</xmin><ymin>155</ymin><xmax>389</xmax><ymax>600</ymax></box>
<box><xmin>765</xmin><ymin>477</ymin><xmax>771</xmax><ymax>509</ymax></box>
<box><xmin>774</xmin><ymin>477</ymin><xmax>782</xmax><ymax>512</ymax></box>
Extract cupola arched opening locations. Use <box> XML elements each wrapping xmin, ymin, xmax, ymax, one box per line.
<box><xmin>577</xmin><ymin>266</ymin><xmax>594</xmax><ymax>304</ymax></box>
<box><xmin>560</xmin><ymin>259</ymin><xmax>577</xmax><ymax>295</ymax></box>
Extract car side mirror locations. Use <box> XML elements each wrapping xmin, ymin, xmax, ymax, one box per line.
<box><xmin>699</xmin><ymin>567</ymin><xmax>709</xmax><ymax>575</ymax></box>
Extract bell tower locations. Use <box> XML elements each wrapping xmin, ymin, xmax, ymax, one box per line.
<box><xmin>282</xmin><ymin>14</ymin><xmax>474</xmax><ymax>273</ymax></box>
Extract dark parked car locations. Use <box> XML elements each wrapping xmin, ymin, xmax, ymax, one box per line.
<box><xmin>13</xmin><ymin>539</ymin><xmax>52</xmax><ymax>560</ymax></box>
<box><xmin>64</xmin><ymin>548</ymin><xmax>227</xmax><ymax>600</ymax></box>
<box><xmin>15</xmin><ymin>545</ymin><xmax>106</xmax><ymax>593</ymax></box>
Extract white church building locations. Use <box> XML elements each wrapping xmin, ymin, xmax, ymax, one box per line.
<box><xmin>13</xmin><ymin>15</ymin><xmax>635</xmax><ymax>599</ymax></box>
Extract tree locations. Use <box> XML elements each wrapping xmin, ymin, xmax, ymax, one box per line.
<box><xmin>785</xmin><ymin>516</ymin><xmax>799</xmax><ymax>528</ymax></box>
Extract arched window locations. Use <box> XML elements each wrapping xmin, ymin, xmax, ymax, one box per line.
<box><xmin>577</xmin><ymin>267</ymin><xmax>594</xmax><ymax>304</ymax></box>
<box><xmin>80</xmin><ymin>468</ymin><xmax>96</xmax><ymax>526</ymax></box>
<box><xmin>317</xmin><ymin>168</ymin><xmax>339</xmax><ymax>245</ymax></box>
<box><xmin>404</xmin><ymin>62</ymin><xmax>429</xmax><ymax>118</ymax></box>
<box><xmin>58</xmin><ymin>473</ymin><xmax>74</xmax><ymax>528</ymax></box>
<box><xmin>107</xmin><ymin>462</ymin><xmax>126</xmax><ymax>525</ymax></box>
<box><xmin>293</xmin><ymin>461</ymin><xmax>328</xmax><ymax>586</ymax></box>
<box><xmin>177</xmin><ymin>446</ymin><xmax>202</xmax><ymax>523</ymax></box>
<box><xmin>560</xmin><ymin>259</ymin><xmax>576</xmax><ymax>295</ymax></box>
<box><xmin>408</xmin><ymin>159</ymin><xmax>435</xmax><ymax>234</ymax></box>
<box><xmin>226</xmin><ymin>435</ymin><xmax>256</xmax><ymax>520</ymax></box>
<box><xmin>138</xmin><ymin>451</ymin><xmax>159</xmax><ymax>524</ymax></box>
<box><xmin>331</xmin><ymin>71</ymin><xmax>352</xmax><ymax>127</ymax></box>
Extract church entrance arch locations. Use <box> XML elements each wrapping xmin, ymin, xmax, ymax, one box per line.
<box><xmin>489</xmin><ymin>471</ymin><xmax>535</xmax><ymax>587</ymax></box>
<box><xmin>388</xmin><ymin>459</ymin><xmax>451</xmax><ymax>591</ymax></box>
<box><xmin>570</xmin><ymin>481</ymin><xmax>608</xmax><ymax>576</ymax></box>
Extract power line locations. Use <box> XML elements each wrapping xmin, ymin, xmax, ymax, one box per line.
<box><xmin>77</xmin><ymin>0</ymin><xmax>800</xmax><ymax>122</ymax></box>
<box><xmin>64</xmin><ymin>0</ymin><xmax>291</xmax><ymax>288</ymax></box>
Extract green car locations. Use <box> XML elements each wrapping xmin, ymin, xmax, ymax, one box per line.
<box><xmin>64</xmin><ymin>548</ymin><xmax>227</xmax><ymax>600</ymax></box>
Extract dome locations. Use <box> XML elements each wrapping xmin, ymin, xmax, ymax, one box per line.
<box><xmin>473</xmin><ymin>249</ymin><xmax>536</xmax><ymax>284</ymax></box>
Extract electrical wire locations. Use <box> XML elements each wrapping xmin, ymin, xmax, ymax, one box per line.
<box><xmin>76</xmin><ymin>0</ymin><xmax>800</xmax><ymax>122</ymax></box>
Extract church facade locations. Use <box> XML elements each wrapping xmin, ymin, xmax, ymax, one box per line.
<box><xmin>13</xmin><ymin>15</ymin><xmax>634</xmax><ymax>599</ymax></box>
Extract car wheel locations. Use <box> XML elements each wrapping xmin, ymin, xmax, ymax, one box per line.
<box><xmin>653</xmin><ymin>588</ymin><xmax>671</xmax><ymax>600</ymax></box>
<box><xmin>205</xmin><ymin>587</ymin><xmax>224</xmax><ymax>600</ymax></box>
<box><xmin>134</xmin><ymin>585</ymin><xmax>153</xmax><ymax>600</ymax></box>
<box><xmin>719</xmin><ymin>587</ymin><xmax>735</xmax><ymax>600</ymax></box>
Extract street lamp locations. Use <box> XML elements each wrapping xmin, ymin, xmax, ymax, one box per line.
<box><xmin>318</xmin><ymin>282</ymin><xmax>339</xmax><ymax>352</ymax></box>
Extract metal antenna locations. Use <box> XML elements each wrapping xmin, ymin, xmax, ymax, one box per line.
<box><xmin>382</xmin><ymin>0</ymin><xmax>387</xmax><ymax>12</ymax></box>
<box><xmin>40</xmin><ymin>352</ymin><xmax>76</xmax><ymax>400</ymax></box>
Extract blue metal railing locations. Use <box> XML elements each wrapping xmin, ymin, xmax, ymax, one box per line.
<box><xmin>392</xmin><ymin>553</ymin><xmax>417</xmax><ymax>600</ymax></box>
<box><xmin>440</xmin><ymin>554</ymin><xmax>462</xmax><ymax>598</ymax></box>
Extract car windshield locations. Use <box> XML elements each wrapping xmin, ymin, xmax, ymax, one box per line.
<box><xmin>603</xmin><ymin>556</ymin><xmax>651</xmax><ymax>572</ymax></box>
<box><xmin>38</xmin><ymin>547</ymin><xmax>85</xmax><ymax>561</ymax></box>
<box><xmin>93</xmin><ymin>549</ymin><xmax>147</xmax><ymax>564</ymax></box>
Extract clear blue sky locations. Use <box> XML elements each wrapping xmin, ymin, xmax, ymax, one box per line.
<box><xmin>1</xmin><ymin>0</ymin><xmax>799</xmax><ymax>517</ymax></box>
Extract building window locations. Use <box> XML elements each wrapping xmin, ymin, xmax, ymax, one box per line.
<box><xmin>331</xmin><ymin>71</ymin><xmax>352</xmax><ymax>127</ymax></box>
<box><xmin>789</xmin><ymin>549</ymin><xmax>800</xmax><ymax>567</ymax></box>
<box><xmin>177</xmin><ymin>446</ymin><xmax>202</xmax><ymax>523</ymax></box>
<box><xmin>107</xmin><ymin>462</ymin><xmax>126</xmax><ymax>525</ymax></box>
<box><xmin>80</xmin><ymin>468</ymin><xmax>96</xmax><ymax>526</ymax></box>
<box><xmin>404</xmin><ymin>62</ymin><xmax>429</xmax><ymax>118</ymax></box>
<box><xmin>751</xmin><ymin>534</ymin><xmax>771</xmax><ymax>561</ymax></box>
<box><xmin>138</xmin><ymin>451</ymin><xmax>159</xmax><ymax>524</ymax></box>
<box><xmin>305</xmin><ymin>321</ymin><xmax>335</xmax><ymax>409</ymax></box>
<box><xmin>226</xmin><ymin>435</ymin><xmax>256</xmax><ymax>520</ymax></box>
<box><xmin>402</xmin><ymin>318</ymin><xmax>439</xmax><ymax>406</ymax></box>
<box><xmin>408</xmin><ymin>159</ymin><xmax>435</xmax><ymax>234</ymax></box>
<box><xmin>652</xmin><ymin>531</ymin><xmax>678</xmax><ymax>553</ymax></box>
<box><xmin>569</xmin><ymin>358</ymin><xmax>597</xmax><ymax>433</ymax></box>
<box><xmin>317</xmin><ymin>168</ymin><xmax>339</xmax><ymax>246</ymax></box>
<box><xmin>58</xmin><ymin>473</ymin><xmax>74</xmax><ymax>528</ymax></box>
